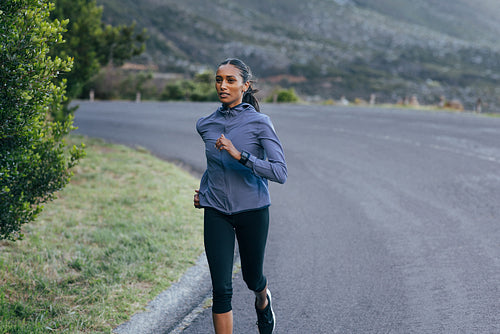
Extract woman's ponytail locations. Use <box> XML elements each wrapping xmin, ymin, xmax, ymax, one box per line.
<box><xmin>243</xmin><ymin>85</ymin><xmax>260</xmax><ymax>113</ymax></box>
<box><xmin>218</xmin><ymin>58</ymin><xmax>261</xmax><ymax>112</ymax></box>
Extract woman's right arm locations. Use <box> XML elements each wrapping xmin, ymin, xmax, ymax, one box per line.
<box><xmin>194</xmin><ymin>189</ymin><xmax>201</xmax><ymax>208</ymax></box>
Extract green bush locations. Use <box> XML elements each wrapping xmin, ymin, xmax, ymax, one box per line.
<box><xmin>266</xmin><ymin>88</ymin><xmax>300</xmax><ymax>103</ymax></box>
<box><xmin>162</xmin><ymin>82</ymin><xmax>186</xmax><ymax>101</ymax></box>
<box><xmin>86</xmin><ymin>68</ymin><xmax>219</xmax><ymax>102</ymax></box>
<box><xmin>190</xmin><ymin>82</ymin><xmax>218</xmax><ymax>102</ymax></box>
<box><xmin>0</xmin><ymin>0</ymin><xmax>85</xmax><ymax>241</ymax></box>
<box><xmin>87</xmin><ymin>66</ymin><xmax>157</xmax><ymax>100</ymax></box>
<box><xmin>161</xmin><ymin>72</ymin><xmax>218</xmax><ymax>102</ymax></box>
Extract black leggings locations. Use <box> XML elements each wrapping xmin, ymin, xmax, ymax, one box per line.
<box><xmin>204</xmin><ymin>207</ymin><xmax>269</xmax><ymax>314</ymax></box>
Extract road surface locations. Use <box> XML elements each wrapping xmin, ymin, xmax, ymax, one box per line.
<box><xmin>74</xmin><ymin>101</ymin><xmax>500</xmax><ymax>333</ymax></box>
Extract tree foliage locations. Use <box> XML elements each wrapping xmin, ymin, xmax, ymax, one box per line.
<box><xmin>50</xmin><ymin>0</ymin><xmax>146</xmax><ymax>119</ymax></box>
<box><xmin>0</xmin><ymin>0</ymin><xmax>85</xmax><ymax>241</ymax></box>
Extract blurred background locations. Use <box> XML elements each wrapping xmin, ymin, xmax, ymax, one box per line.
<box><xmin>82</xmin><ymin>0</ymin><xmax>500</xmax><ymax>112</ymax></box>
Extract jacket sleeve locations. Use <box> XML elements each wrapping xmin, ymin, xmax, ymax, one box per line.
<box><xmin>244</xmin><ymin>117</ymin><xmax>287</xmax><ymax>184</ymax></box>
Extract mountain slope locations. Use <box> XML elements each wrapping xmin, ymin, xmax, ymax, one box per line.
<box><xmin>97</xmin><ymin>0</ymin><xmax>500</xmax><ymax>111</ymax></box>
<box><xmin>353</xmin><ymin>0</ymin><xmax>500</xmax><ymax>44</ymax></box>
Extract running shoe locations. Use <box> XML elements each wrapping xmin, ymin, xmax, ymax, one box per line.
<box><xmin>256</xmin><ymin>289</ymin><xmax>275</xmax><ymax>334</ymax></box>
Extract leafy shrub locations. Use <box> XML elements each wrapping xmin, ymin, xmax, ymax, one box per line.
<box><xmin>161</xmin><ymin>72</ymin><xmax>218</xmax><ymax>102</ymax></box>
<box><xmin>266</xmin><ymin>88</ymin><xmax>300</xmax><ymax>103</ymax></box>
<box><xmin>87</xmin><ymin>67</ymin><xmax>219</xmax><ymax>102</ymax></box>
<box><xmin>161</xmin><ymin>82</ymin><xmax>186</xmax><ymax>101</ymax></box>
<box><xmin>88</xmin><ymin>66</ymin><xmax>158</xmax><ymax>100</ymax></box>
<box><xmin>0</xmin><ymin>1</ymin><xmax>85</xmax><ymax>241</ymax></box>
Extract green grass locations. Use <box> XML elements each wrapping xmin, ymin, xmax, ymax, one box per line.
<box><xmin>0</xmin><ymin>135</ymin><xmax>204</xmax><ymax>333</ymax></box>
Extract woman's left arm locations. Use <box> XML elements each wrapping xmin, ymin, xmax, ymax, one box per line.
<box><xmin>245</xmin><ymin>118</ymin><xmax>287</xmax><ymax>184</ymax></box>
<box><xmin>215</xmin><ymin>117</ymin><xmax>287</xmax><ymax>184</ymax></box>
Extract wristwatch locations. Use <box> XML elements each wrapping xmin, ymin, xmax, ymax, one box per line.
<box><xmin>239</xmin><ymin>151</ymin><xmax>250</xmax><ymax>165</ymax></box>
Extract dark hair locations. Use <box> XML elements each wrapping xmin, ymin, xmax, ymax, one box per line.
<box><xmin>218</xmin><ymin>58</ymin><xmax>260</xmax><ymax>112</ymax></box>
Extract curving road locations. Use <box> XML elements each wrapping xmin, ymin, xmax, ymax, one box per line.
<box><xmin>74</xmin><ymin>101</ymin><xmax>500</xmax><ymax>333</ymax></box>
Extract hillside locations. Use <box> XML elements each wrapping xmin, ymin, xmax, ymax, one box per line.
<box><xmin>97</xmin><ymin>0</ymin><xmax>500</xmax><ymax>111</ymax></box>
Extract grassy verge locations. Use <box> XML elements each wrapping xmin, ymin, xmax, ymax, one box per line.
<box><xmin>0</xmin><ymin>135</ymin><xmax>204</xmax><ymax>333</ymax></box>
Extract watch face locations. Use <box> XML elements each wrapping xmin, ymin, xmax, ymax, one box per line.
<box><xmin>240</xmin><ymin>151</ymin><xmax>249</xmax><ymax>164</ymax></box>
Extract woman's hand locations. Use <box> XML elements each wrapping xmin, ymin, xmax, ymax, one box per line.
<box><xmin>215</xmin><ymin>134</ymin><xmax>241</xmax><ymax>160</ymax></box>
<box><xmin>194</xmin><ymin>189</ymin><xmax>201</xmax><ymax>208</ymax></box>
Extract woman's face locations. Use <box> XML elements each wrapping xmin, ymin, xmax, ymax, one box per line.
<box><xmin>215</xmin><ymin>64</ymin><xmax>250</xmax><ymax>108</ymax></box>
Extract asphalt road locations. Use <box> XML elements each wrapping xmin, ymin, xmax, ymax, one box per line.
<box><xmin>74</xmin><ymin>101</ymin><xmax>500</xmax><ymax>333</ymax></box>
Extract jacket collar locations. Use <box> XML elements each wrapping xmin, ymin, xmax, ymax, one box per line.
<box><xmin>218</xmin><ymin>103</ymin><xmax>252</xmax><ymax>117</ymax></box>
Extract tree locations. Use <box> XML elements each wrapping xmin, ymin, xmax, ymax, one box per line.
<box><xmin>0</xmin><ymin>0</ymin><xmax>85</xmax><ymax>241</ymax></box>
<box><xmin>50</xmin><ymin>0</ymin><xmax>146</xmax><ymax>119</ymax></box>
